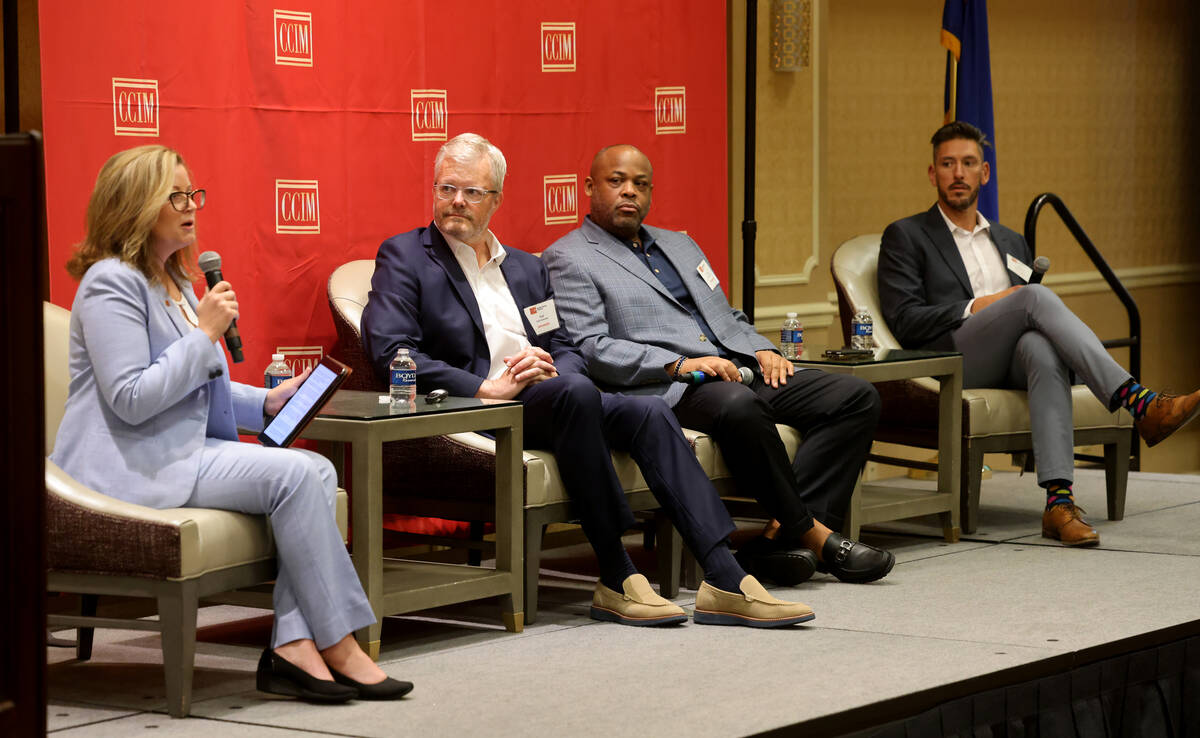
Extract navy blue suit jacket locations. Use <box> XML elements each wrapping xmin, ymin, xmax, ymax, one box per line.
<box><xmin>361</xmin><ymin>223</ymin><xmax>587</xmax><ymax>396</ymax></box>
<box><xmin>878</xmin><ymin>205</ymin><xmax>1032</xmax><ymax>351</ymax></box>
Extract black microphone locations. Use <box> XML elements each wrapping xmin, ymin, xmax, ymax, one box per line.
<box><xmin>197</xmin><ymin>250</ymin><xmax>244</xmax><ymax>363</ymax></box>
<box><xmin>1029</xmin><ymin>256</ymin><xmax>1050</xmax><ymax>285</ymax></box>
<box><xmin>674</xmin><ymin>366</ymin><xmax>754</xmax><ymax>385</ymax></box>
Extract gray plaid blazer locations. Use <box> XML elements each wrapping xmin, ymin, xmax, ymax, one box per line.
<box><xmin>544</xmin><ymin>217</ymin><xmax>775</xmax><ymax>407</ymax></box>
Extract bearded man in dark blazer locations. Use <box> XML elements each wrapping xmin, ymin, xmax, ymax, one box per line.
<box><xmin>878</xmin><ymin>121</ymin><xmax>1199</xmax><ymax>546</ymax></box>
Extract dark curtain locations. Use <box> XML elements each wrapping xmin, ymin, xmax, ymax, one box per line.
<box><xmin>856</xmin><ymin>635</ymin><xmax>1200</xmax><ymax>738</ymax></box>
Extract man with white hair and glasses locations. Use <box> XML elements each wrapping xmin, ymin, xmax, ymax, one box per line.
<box><xmin>362</xmin><ymin>133</ymin><xmax>814</xmax><ymax>629</ymax></box>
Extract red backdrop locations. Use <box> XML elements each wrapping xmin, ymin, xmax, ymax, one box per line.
<box><xmin>39</xmin><ymin>1</ymin><xmax>729</xmax><ymax>384</ymax></box>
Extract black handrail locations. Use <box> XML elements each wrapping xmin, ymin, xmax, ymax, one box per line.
<box><xmin>1024</xmin><ymin>192</ymin><xmax>1141</xmax><ymax>470</ymax></box>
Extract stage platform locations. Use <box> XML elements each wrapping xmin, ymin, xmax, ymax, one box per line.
<box><xmin>46</xmin><ymin>468</ymin><xmax>1200</xmax><ymax>737</ymax></box>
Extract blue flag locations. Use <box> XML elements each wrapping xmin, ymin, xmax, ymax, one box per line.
<box><xmin>942</xmin><ymin>0</ymin><xmax>997</xmax><ymax>221</ymax></box>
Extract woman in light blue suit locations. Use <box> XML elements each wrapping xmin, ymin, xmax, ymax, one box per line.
<box><xmin>50</xmin><ymin>145</ymin><xmax>410</xmax><ymax>702</ymax></box>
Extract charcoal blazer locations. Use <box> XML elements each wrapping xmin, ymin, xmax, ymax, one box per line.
<box><xmin>878</xmin><ymin>204</ymin><xmax>1032</xmax><ymax>351</ymax></box>
<box><xmin>49</xmin><ymin>258</ymin><xmax>268</xmax><ymax>509</ymax></box>
<box><xmin>361</xmin><ymin>222</ymin><xmax>587</xmax><ymax>395</ymax></box>
<box><xmin>543</xmin><ymin>217</ymin><xmax>775</xmax><ymax>407</ymax></box>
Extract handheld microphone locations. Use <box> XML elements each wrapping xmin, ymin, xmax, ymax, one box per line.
<box><xmin>674</xmin><ymin>366</ymin><xmax>755</xmax><ymax>385</ymax></box>
<box><xmin>197</xmin><ymin>250</ymin><xmax>244</xmax><ymax>363</ymax></box>
<box><xmin>1029</xmin><ymin>256</ymin><xmax>1050</xmax><ymax>285</ymax></box>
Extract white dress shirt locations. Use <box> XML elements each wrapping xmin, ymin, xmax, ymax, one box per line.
<box><xmin>937</xmin><ymin>204</ymin><xmax>1010</xmax><ymax>318</ymax></box>
<box><xmin>441</xmin><ymin>227</ymin><xmax>531</xmax><ymax>380</ymax></box>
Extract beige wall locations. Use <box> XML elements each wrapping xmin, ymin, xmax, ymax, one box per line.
<box><xmin>730</xmin><ymin>0</ymin><xmax>1200</xmax><ymax>472</ymax></box>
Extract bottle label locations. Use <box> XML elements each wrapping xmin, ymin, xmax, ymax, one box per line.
<box><xmin>391</xmin><ymin>369</ymin><xmax>416</xmax><ymax>386</ymax></box>
<box><xmin>853</xmin><ymin>323</ymin><xmax>873</xmax><ymax>336</ymax></box>
<box><xmin>265</xmin><ymin>373</ymin><xmax>290</xmax><ymax>389</ymax></box>
<box><xmin>779</xmin><ymin>329</ymin><xmax>804</xmax><ymax>344</ymax></box>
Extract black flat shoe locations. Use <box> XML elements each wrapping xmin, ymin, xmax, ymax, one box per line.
<box><xmin>734</xmin><ymin>535</ymin><xmax>818</xmax><ymax>586</ymax></box>
<box><xmin>817</xmin><ymin>533</ymin><xmax>895</xmax><ymax>584</ymax></box>
<box><xmin>329</xmin><ymin>667</ymin><xmax>414</xmax><ymax>700</ymax></box>
<box><xmin>256</xmin><ymin>649</ymin><xmax>357</xmax><ymax>703</ymax></box>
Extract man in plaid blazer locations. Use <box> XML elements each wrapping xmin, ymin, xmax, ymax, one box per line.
<box><xmin>544</xmin><ymin>144</ymin><xmax>895</xmax><ymax>586</ymax></box>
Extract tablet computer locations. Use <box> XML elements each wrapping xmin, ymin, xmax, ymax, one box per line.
<box><xmin>258</xmin><ymin>355</ymin><xmax>351</xmax><ymax>448</ymax></box>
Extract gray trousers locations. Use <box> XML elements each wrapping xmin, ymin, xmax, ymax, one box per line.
<box><xmin>186</xmin><ymin>439</ymin><xmax>375</xmax><ymax>649</ymax></box>
<box><xmin>951</xmin><ymin>284</ymin><xmax>1131</xmax><ymax>485</ymax></box>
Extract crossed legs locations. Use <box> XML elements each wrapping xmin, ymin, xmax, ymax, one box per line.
<box><xmin>951</xmin><ymin>284</ymin><xmax>1132</xmax><ymax>485</ymax></box>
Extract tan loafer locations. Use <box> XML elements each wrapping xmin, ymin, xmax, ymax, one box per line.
<box><xmin>1042</xmin><ymin>503</ymin><xmax>1100</xmax><ymax>547</ymax></box>
<box><xmin>1135</xmin><ymin>389</ymin><xmax>1200</xmax><ymax>447</ymax></box>
<box><xmin>693</xmin><ymin>575</ymin><xmax>815</xmax><ymax>628</ymax></box>
<box><xmin>590</xmin><ymin>574</ymin><xmax>687</xmax><ymax>626</ymax></box>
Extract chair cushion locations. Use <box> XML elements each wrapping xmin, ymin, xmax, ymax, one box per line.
<box><xmin>440</xmin><ymin>432</ymin><xmax>651</xmax><ymax>508</ymax></box>
<box><xmin>906</xmin><ymin>377</ymin><xmax>1132</xmax><ymax>436</ymax></box>
<box><xmin>327</xmin><ymin>260</ymin><xmax>375</xmax><ymax>332</ymax></box>
<box><xmin>47</xmin><ymin>460</ymin><xmax>348</xmax><ymax>581</ymax></box>
<box><xmin>44</xmin><ymin>302</ymin><xmax>71</xmax><ymax>455</ymax></box>
<box><xmin>830</xmin><ymin>234</ymin><xmax>901</xmax><ymax>348</ymax></box>
<box><xmin>704</xmin><ymin>425</ymin><xmax>801</xmax><ymax>481</ymax></box>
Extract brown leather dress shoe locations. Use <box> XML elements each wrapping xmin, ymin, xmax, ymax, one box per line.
<box><xmin>1042</xmin><ymin>504</ymin><xmax>1099</xmax><ymax>547</ymax></box>
<box><xmin>1135</xmin><ymin>389</ymin><xmax>1200</xmax><ymax>447</ymax></box>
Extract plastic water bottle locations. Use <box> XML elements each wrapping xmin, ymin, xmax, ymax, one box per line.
<box><xmin>263</xmin><ymin>353</ymin><xmax>292</xmax><ymax>388</ymax></box>
<box><xmin>389</xmin><ymin>348</ymin><xmax>417</xmax><ymax>404</ymax></box>
<box><xmin>851</xmin><ymin>307</ymin><xmax>874</xmax><ymax>350</ymax></box>
<box><xmin>780</xmin><ymin>312</ymin><xmax>802</xmax><ymax>360</ymax></box>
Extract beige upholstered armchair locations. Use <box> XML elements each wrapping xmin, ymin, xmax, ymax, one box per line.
<box><xmin>327</xmin><ymin>260</ymin><xmax>682</xmax><ymax>623</ymax></box>
<box><xmin>43</xmin><ymin>301</ymin><xmax>348</xmax><ymax>718</ymax></box>
<box><xmin>830</xmin><ymin>235</ymin><xmax>1132</xmax><ymax>534</ymax></box>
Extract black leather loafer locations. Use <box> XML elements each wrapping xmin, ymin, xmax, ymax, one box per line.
<box><xmin>734</xmin><ymin>535</ymin><xmax>818</xmax><ymax>586</ymax></box>
<box><xmin>817</xmin><ymin>533</ymin><xmax>895</xmax><ymax>584</ymax></box>
<box><xmin>329</xmin><ymin>667</ymin><xmax>414</xmax><ymax>701</ymax></box>
<box><xmin>256</xmin><ymin>649</ymin><xmax>357</xmax><ymax>703</ymax></box>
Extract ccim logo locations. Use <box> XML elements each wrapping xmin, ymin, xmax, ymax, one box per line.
<box><xmin>112</xmin><ymin>78</ymin><xmax>159</xmax><ymax>137</ymax></box>
<box><xmin>654</xmin><ymin>86</ymin><xmax>687</xmax><ymax>135</ymax></box>
<box><xmin>411</xmin><ymin>90</ymin><xmax>448</xmax><ymax>142</ymax></box>
<box><xmin>275</xmin><ymin>180</ymin><xmax>320</xmax><ymax>235</ymax></box>
<box><xmin>543</xmin><ymin>174</ymin><xmax>578</xmax><ymax>226</ymax></box>
<box><xmin>274</xmin><ymin>10</ymin><xmax>313</xmax><ymax>67</ymax></box>
<box><xmin>540</xmin><ymin>22</ymin><xmax>576</xmax><ymax>72</ymax></box>
<box><xmin>275</xmin><ymin>345</ymin><xmax>323</xmax><ymax>375</ymax></box>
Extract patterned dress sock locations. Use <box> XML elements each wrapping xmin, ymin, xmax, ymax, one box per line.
<box><xmin>1044</xmin><ymin>480</ymin><xmax>1075</xmax><ymax>509</ymax></box>
<box><xmin>1112</xmin><ymin>379</ymin><xmax>1157</xmax><ymax>420</ymax></box>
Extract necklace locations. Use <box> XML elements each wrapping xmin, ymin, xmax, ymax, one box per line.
<box><xmin>173</xmin><ymin>295</ymin><xmax>198</xmax><ymax>327</ymax></box>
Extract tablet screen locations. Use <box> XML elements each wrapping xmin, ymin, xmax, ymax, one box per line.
<box><xmin>260</xmin><ymin>360</ymin><xmax>342</xmax><ymax>447</ymax></box>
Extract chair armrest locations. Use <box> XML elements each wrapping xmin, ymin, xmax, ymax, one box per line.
<box><xmin>46</xmin><ymin>459</ymin><xmax>202</xmax><ymax>530</ymax></box>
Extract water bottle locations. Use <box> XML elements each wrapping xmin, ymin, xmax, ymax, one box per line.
<box><xmin>780</xmin><ymin>312</ymin><xmax>802</xmax><ymax>360</ymax></box>
<box><xmin>389</xmin><ymin>348</ymin><xmax>417</xmax><ymax>404</ymax></box>
<box><xmin>263</xmin><ymin>353</ymin><xmax>293</xmax><ymax>388</ymax></box>
<box><xmin>851</xmin><ymin>307</ymin><xmax>874</xmax><ymax>350</ymax></box>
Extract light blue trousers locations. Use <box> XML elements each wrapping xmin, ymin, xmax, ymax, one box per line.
<box><xmin>185</xmin><ymin>439</ymin><xmax>375</xmax><ymax>649</ymax></box>
<box><xmin>952</xmin><ymin>284</ymin><xmax>1132</xmax><ymax>485</ymax></box>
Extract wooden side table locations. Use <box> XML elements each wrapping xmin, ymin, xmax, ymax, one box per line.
<box><xmin>792</xmin><ymin>348</ymin><xmax>963</xmax><ymax>542</ymax></box>
<box><xmin>301</xmin><ymin>391</ymin><xmax>524</xmax><ymax>659</ymax></box>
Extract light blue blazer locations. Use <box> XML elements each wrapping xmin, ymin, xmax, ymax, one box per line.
<box><xmin>543</xmin><ymin>217</ymin><xmax>776</xmax><ymax>407</ymax></box>
<box><xmin>49</xmin><ymin>258</ymin><xmax>268</xmax><ymax>509</ymax></box>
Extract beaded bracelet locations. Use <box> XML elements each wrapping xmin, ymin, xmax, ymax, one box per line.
<box><xmin>671</xmin><ymin>355</ymin><xmax>686</xmax><ymax>378</ymax></box>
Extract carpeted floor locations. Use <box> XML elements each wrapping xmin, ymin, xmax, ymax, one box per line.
<box><xmin>45</xmin><ymin>468</ymin><xmax>1200</xmax><ymax>737</ymax></box>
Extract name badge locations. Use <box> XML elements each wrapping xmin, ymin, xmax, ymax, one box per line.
<box><xmin>696</xmin><ymin>260</ymin><xmax>720</xmax><ymax>291</ymax></box>
<box><xmin>523</xmin><ymin>299</ymin><xmax>560</xmax><ymax>335</ymax></box>
<box><xmin>1006</xmin><ymin>253</ymin><xmax>1033</xmax><ymax>283</ymax></box>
